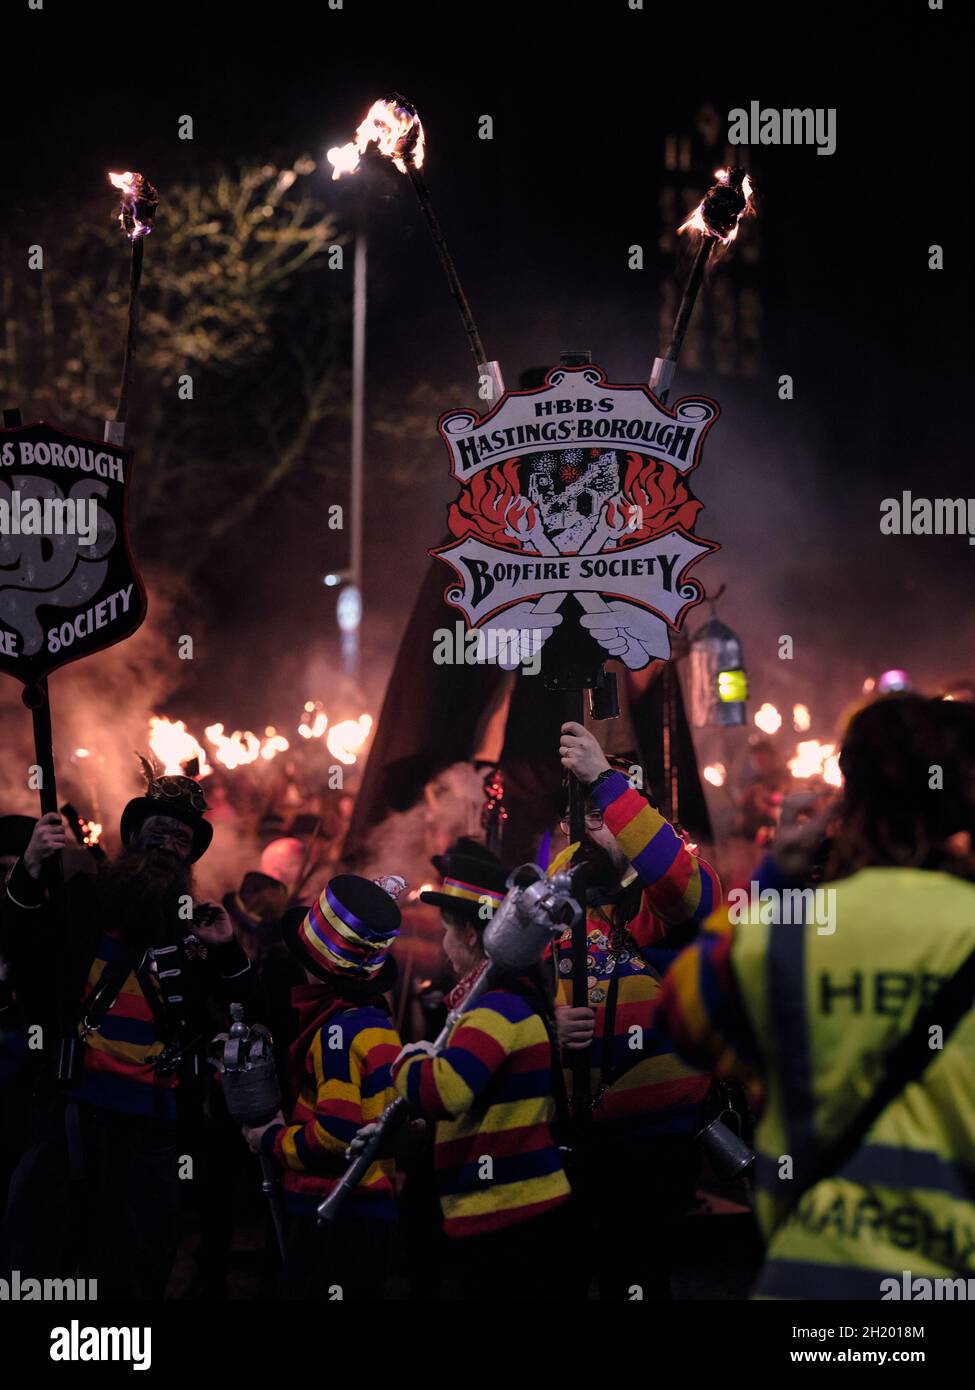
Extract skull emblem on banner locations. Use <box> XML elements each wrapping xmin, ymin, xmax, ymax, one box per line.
<box><xmin>526</xmin><ymin>450</ymin><xmax>620</xmax><ymax>553</ymax></box>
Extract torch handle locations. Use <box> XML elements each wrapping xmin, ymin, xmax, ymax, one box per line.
<box><xmin>25</xmin><ymin>678</ymin><xmax>59</xmax><ymax>817</ymax></box>
<box><xmin>259</xmin><ymin>1151</ymin><xmax>289</xmax><ymax>1262</ymax></box>
<box><xmin>665</xmin><ymin>236</ymin><xmax>713</xmax><ymax>362</ymax></box>
<box><xmin>317</xmin><ymin>1096</ymin><xmax>410</xmax><ymax>1223</ymax></box>
<box><xmin>21</xmin><ymin>682</ymin><xmax>68</xmax><ymax>996</ymax></box>
<box><xmin>114</xmin><ymin>236</ymin><xmax>145</xmax><ymax>425</ymax></box>
<box><xmin>406</xmin><ymin>163</ymin><xmax>489</xmax><ymax>379</ymax></box>
<box><xmin>652</xmin><ymin>235</ymin><xmax>715</xmax><ymax>403</ymax></box>
<box><xmin>564</xmin><ymin>689</ymin><xmax>592</xmax><ymax>1126</ymax></box>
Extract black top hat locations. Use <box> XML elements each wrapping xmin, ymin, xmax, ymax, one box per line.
<box><xmin>0</xmin><ymin>815</ymin><xmax>35</xmax><ymax>859</ymax></box>
<box><xmin>120</xmin><ymin>757</ymin><xmax>213</xmax><ymax>862</ymax></box>
<box><xmin>420</xmin><ymin>838</ymin><xmax>509</xmax><ymax>924</ymax></box>
<box><xmin>222</xmin><ymin>870</ymin><xmax>288</xmax><ymax>934</ymax></box>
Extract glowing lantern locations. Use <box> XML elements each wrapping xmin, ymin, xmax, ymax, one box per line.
<box><xmin>689</xmin><ymin>617</ymin><xmax>748</xmax><ymax>727</ymax></box>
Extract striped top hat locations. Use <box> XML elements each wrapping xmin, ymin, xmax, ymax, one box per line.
<box><xmin>420</xmin><ymin>838</ymin><xmax>508</xmax><ymax>924</ymax></box>
<box><xmin>284</xmin><ymin>874</ymin><xmax>401</xmax><ymax>985</ymax></box>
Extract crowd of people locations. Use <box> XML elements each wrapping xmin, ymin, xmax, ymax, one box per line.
<box><xmin>1</xmin><ymin>691</ymin><xmax>973</xmax><ymax>1301</ymax></box>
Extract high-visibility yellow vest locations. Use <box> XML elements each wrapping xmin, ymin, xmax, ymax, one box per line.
<box><xmin>731</xmin><ymin>866</ymin><xmax>975</xmax><ymax>1299</ymax></box>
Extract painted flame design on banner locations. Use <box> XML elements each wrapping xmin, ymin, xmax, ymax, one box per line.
<box><xmin>448</xmin><ymin>451</ymin><xmax>699</xmax><ymax>552</ymax></box>
<box><xmin>605</xmin><ymin>453</ymin><xmax>702</xmax><ymax>543</ymax></box>
<box><xmin>447</xmin><ymin>458</ymin><xmax>537</xmax><ymax>551</ymax></box>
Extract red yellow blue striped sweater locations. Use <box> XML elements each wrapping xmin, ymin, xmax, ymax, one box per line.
<box><xmin>554</xmin><ymin>770</ymin><xmax>721</xmax><ymax>1133</ymax></box>
<box><xmin>654</xmin><ymin>855</ymin><xmax>781</xmax><ymax>1107</ymax></box>
<box><xmin>392</xmin><ymin>985</ymin><xmax>570</xmax><ymax>1238</ymax></box>
<box><xmin>261</xmin><ymin>995</ymin><xmax>401</xmax><ymax>1217</ymax></box>
<box><xmin>655</xmin><ymin>908</ymin><xmax>763</xmax><ymax>1106</ymax></box>
<box><xmin>69</xmin><ymin>931</ymin><xmax>178</xmax><ymax>1120</ymax></box>
<box><xmin>2</xmin><ymin>856</ymin><xmax>254</xmax><ymax>1121</ymax></box>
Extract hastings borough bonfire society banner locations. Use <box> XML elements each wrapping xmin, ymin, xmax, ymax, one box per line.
<box><xmin>432</xmin><ymin>365</ymin><xmax>720</xmax><ymax>671</ymax></box>
<box><xmin>0</xmin><ymin>420</ymin><xmax>147</xmax><ymax>687</ymax></box>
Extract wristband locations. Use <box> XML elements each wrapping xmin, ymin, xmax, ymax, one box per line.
<box><xmin>585</xmin><ymin>768</ymin><xmax>615</xmax><ymax>796</ymax></box>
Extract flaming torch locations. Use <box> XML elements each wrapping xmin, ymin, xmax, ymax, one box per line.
<box><xmin>60</xmin><ymin>802</ymin><xmax>106</xmax><ymax>862</ymax></box>
<box><xmin>106</xmin><ymin>171</ymin><xmax>159</xmax><ymax>444</ymax></box>
<box><xmin>325</xmin><ymin>714</ymin><xmax>373</xmax><ymax>766</ymax></box>
<box><xmin>328</xmin><ymin>95</ymin><xmax>502</xmax><ymax>398</ymax></box>
<box><xmin>650</xmin><ymin>166</ymin><xmax>754</xmax><ymax>401</ymax></box>
<box><xmin>149</xmin><ymin>716</ymin><xmax>211</xmax><ymax>777</ymax></box>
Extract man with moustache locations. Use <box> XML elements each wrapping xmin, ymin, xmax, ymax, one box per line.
<box><xmin>0</xmin><ymin>766</ymin><xmax>252</xmax><ymax>1299</ymax></box>
<box><xmin>556</xmin><ymin>720</ymin><xmax>722</xmax><ymax>1301</ymax></box>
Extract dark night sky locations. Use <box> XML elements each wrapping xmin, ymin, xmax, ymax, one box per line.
<box><xmin>1</xmin><ymin>0</ymin><xmax>969</xmax><ymax>731</ymax></box>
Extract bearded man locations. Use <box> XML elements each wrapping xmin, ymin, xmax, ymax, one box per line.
<box><xmin>0</xmin><ymin>768</ymin><xmax>252</xmax><ymax>1299</ymax></box>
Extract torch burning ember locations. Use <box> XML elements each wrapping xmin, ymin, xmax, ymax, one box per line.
<box><xmin>80</xmin><ymin>819</ymin><xmax>102</xmax><ymax>848</ymax></box>
<box><xmin>108</xmin><ymin>171</ymin><xmax>159</xmax><ymax>240</ymax></box>
<box><xmin>326</xmin><ymin>715</ymin><xmax>373</xmax><ymax>766</ymax></box>
<box><xmin>754</xmin><ymin>702</ymin><xmax>782</xmax><ymax>735</ymax></box>
<box><xmin>149</xmin><ymin>717</ymin><xmax>212</xmax><ymax>778</ymax></box>
<box><xmin>678</xmin><ymin>167</ymin><xmax>754</xmax><ymax>245</ymax></box>
<box><xmin>327</xmin><ymin>94</ymin><xmax>425</xmax><ymax>180</ymax></box>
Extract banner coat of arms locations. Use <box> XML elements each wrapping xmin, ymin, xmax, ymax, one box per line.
<box><xmin>0</xmin><ymin>420</ymin><xmax>147</xmax><ymax>688</ymax></box>
<box><xmin>431</xmin><ymin>365</ymin><xmax>720</xmax><ymax>671</ymax></box>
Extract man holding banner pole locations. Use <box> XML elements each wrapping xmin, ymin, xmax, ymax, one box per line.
<box><xmin>556</xmin><ymin>718</ymin><xmax>721</xmax><ymax>1299</ymax></box>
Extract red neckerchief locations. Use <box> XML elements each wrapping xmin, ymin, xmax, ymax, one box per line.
<box><xmin>286</xmin><ymin>980</ymin><xmax>368</xmax><ymax>1105</ymax></box>
<box><xmin>444</xmin><ymin>957</ymin><xmax>489</xmax><ymax>1013</ymax></box>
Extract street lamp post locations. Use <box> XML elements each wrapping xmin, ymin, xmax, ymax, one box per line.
<box><xmin>326</xmin><ymin>225</ymin><xmax>366</xmax><ymax>676</ymax></box>
<box><xmin>342</xmin><ymin>227</ymin><xmax>366</xmax><ymax>678</ymax></box>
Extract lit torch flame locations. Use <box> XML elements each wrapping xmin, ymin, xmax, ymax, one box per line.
<box><xmin>793</xmin><ymin>703</ymin><xmax>812</xmax><ymax>732</ymax></box>
<box><xmin>327</xmin><ymin>94</ymin><xmax>425</xmax><ymax>180</ymax></box>
<box><xmin>788</xmin><ymin>739</ymin><xmax>843</xmax><ymax>788</ymax></box>
<box><xmin>754</xmin><ymin>703</ymin><xmax>782</xmax><ymax>735</ymax></box>
<box><xmin>205</xmin><ymin>723</ymin><xmax>262</xmax><ymax>770</ymax></box>
<box><xmin>325</xmin><ymin>715</ymin><xmax>373</xmax><ymax>766</ymax></box>
<box><xmin>260</xmin><ymin>727</ymin><xmax>289</xmax><ymax>761</ymax></box>
<box><xmin>298</xmin><ymin>701</ymin><xmax>329</xmax><ymax>740</ymax></box>
<box><xmin>678</xmin><ymin>167</ymin><xmax>754</xmax><ymax>246</ymax></box>
<box><xmin>703</xmin><ymin>763</ymin><xmax>726</xmax><ymax>788</ymax></box>
<box><xmin>148</xmin><ymin>717</ymin><xmax>211</xmax><ymax>777</ymax></box>
<box><xmin>108</xmin><ymin>170</ymin><xmax>159</xmax><ymax>240</ymax></box>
